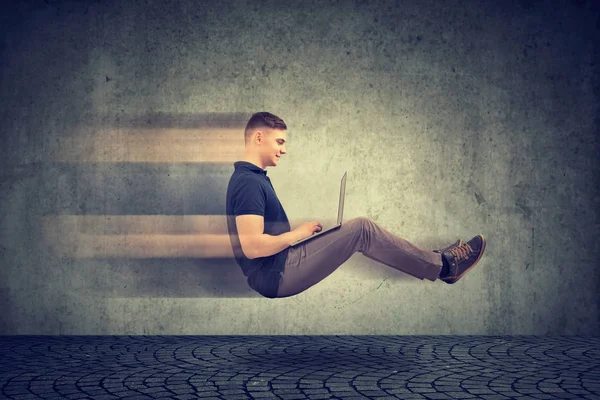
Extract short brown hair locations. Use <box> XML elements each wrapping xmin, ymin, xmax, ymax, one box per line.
<box><xmin>244</xmin><ymin>112</ymin><xmax>287</xmax><ymax>146</ymax></box>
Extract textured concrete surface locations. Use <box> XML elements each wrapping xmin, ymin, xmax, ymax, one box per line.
<box><xmin>1</xmin><ymin>335</ymin><xmax>599</xmax><ymax>399</ymax></box>
<box><xmin>0</xmin><ymin>0</ymin><xmax>599</xmax><ymax>334</ymax></box>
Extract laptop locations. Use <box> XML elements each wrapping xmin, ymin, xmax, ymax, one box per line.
<box><xmin>290</xmin><ymin>171</ymin><xmax>347</xmax><ymax>247</ymax></box>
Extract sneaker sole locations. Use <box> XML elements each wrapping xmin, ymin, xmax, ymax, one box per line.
<box><xmin>443</xmin><ymin>234</ymin><xmax>486</xmax><ymax>284</ymax></box>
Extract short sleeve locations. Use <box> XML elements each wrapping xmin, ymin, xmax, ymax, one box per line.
<box><xmin>231</xmin><ymin>178</ymin><xmax>266</xmax><ymax>217</ymax></box>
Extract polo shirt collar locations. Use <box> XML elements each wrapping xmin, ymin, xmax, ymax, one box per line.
<box><xmin>234</xmin><ymin>161</ymin><xmax>268</xmax><ymax>176</ymax></box>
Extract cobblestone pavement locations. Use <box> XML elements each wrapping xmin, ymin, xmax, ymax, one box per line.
<box><xmin>0</xmin><ymin>336</ymin><xmax>598</xmax><ymax>400</ymax></box>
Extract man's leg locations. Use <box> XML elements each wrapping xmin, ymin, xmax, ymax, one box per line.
<box><xmin>276</xmin><ymin>216</ymin><xmax>444</xmax><ymax>298</ymax></box>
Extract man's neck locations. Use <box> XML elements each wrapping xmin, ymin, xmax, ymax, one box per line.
<box><xmin>241</xmin><ymin>155</ymin><xmax>266</xmax><ymax>170</ymax></box>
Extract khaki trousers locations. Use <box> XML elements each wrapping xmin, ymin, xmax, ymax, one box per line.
<box><xmin>276</xmin><ymin>216</ymin><xmax>443</xmax><ymax>298</ymax></box>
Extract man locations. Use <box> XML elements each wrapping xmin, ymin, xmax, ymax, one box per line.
<box><xmin>225</xmin><ymin>112</ymin><xmax>486</xmax><ymax>299</ymax></box>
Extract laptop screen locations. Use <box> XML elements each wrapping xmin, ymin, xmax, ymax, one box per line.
<box><xmin>337</xmin><ymin>172</ymin><xmax>347</xmax><ymax>224</ymax></box>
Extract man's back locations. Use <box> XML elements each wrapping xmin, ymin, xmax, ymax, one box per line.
<box><xmin>225</xmin><ymin>161</ymin><xmax>291</xmax><ymax>298</ymax></box>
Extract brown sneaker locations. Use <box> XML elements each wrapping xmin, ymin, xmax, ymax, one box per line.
<box><xmin>433</xmin><ymin>239</ymin><xmax>463</xmax><ymax>254</ymax></box>
<box><xmin>440</xmin><ymin>235</ymin><xmax>486</xmax><ymax>284</ymax></box>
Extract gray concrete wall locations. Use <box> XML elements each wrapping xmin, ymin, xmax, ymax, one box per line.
<box><xmin>0</xmin><ymin>0</ymin><xmax>598</xmax><ymax>335</ymax></box>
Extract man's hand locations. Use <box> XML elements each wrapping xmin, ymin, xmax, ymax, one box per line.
<box><xmin>294</xmin><ymin>221</ymin><xmax>323</xmax><ymax>241</ymax></box>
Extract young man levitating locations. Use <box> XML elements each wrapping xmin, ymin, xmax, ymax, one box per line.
<box><xmin>226</xmin><ymin>112</ymin><xmax>486</xmax><ymax>298</ymax></box>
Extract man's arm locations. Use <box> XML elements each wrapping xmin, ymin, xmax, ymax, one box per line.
<box><xmin>237</xmin><ymin>215</ymin><xmax>301</xmax><ymax>259</ymax></box>
<box><xmin>251</xmin><ymin>231</ymin><xmax>299</xmax><ymax>259</ymax></box>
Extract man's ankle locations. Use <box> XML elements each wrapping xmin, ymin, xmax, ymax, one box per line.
<box><xmin>439</xmin><ymin>254</ymin><xmax>450</xmax><ymax>278</ymax></box>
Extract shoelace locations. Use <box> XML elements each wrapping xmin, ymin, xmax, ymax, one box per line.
<box><xmin>448</xmin><ymin>243</ymin><xmax>474</xmax><ymax>264</ymax></box>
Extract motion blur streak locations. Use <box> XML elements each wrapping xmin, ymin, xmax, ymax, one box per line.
<box><xmin>48</xmin><ymin>128</ymin><xmax>244</xmax><ymax>163</ymax></box>
<box><xmin>41</xmin><ymin>215</ymin><xmax>235</xmax><ymax>258</ymax></box>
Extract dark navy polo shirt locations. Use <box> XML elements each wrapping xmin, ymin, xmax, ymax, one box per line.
<box><xmin>226</xmin><ymin>161</ymin><xmax>291</xmax><ymax>298</ymax></box>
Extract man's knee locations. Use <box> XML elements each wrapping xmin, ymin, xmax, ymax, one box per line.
<box><xmin>348</xmin><ymin>216</ymin><xmax>373</xmax><ymax>236</ymax></box>
<box><xmin>350</xmin><ymin>216</ymin><xmax>371</xmax><ymax>227</ymax></box>
<box><xmin>347</xmin><ymin>216</ymin><xmax>373</xmax><ymax>251</ymax></box>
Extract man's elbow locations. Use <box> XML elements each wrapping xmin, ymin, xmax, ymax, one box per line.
<box><xmin>244</xmin><ymin>248</ymin><xmax>256</xmax><ymax>259</ymax></box>
<box><xmin>242</xmin><ymin>237</ymin><xmax>260</xmax><ymax>259</ymax></box>
<box><xmin>240</xmin><ymin>244</ymin><xmax>254</xmax><ymax>259</ymax></box>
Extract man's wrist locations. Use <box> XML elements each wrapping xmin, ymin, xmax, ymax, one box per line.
<box><xmin>287</xmin><ymin>231</ymin><xmax>299</xmax><ymax>246</ymax></box>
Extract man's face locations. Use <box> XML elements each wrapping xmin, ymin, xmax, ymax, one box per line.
<box><xmin>261</xmin><ymin>128</ymin><xmax>287</xmax><ymax>166</ymax></box>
